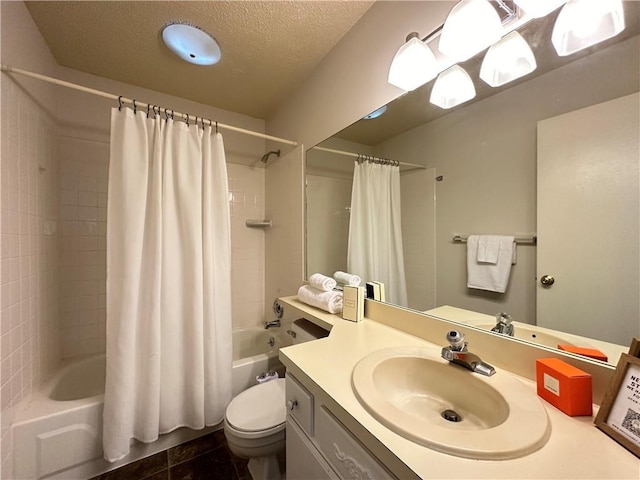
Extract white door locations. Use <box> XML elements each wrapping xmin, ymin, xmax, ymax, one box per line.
<box><xmin>537</xmin><ymin>93</ymin><xmax>639</xmax><ymax>346</ymax></box>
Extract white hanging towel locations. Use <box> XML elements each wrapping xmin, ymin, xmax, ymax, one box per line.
<box><xmin>476</xmin><ymin>235</ymin><xmax>501</xmax><ymax>264</ymax></box>
<box><xmin>466</xmin><ymin>235</ymin><xmax>515</xmax><ymax>293</ymax></box>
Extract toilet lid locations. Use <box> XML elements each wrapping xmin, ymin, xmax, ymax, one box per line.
<box><xmin>226</xmin><ymin>378</ymin><xmax>286</xmax><ymax>432</ymax></box>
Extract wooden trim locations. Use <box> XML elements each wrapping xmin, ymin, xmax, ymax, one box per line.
<box><xmin>594</xmin><ymin>353</ymin><xmax>640</xmax><ymax>458</ymax></box>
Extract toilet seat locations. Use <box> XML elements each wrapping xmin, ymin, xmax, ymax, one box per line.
<box><xmin>225</xmin><ymin>378</ymin><xmax>286</xmax><ymax>433</ymax></box>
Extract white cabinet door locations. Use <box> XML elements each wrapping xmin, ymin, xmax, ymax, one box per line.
<box><xmin>287</xmin><ymin>419</ymin><xmax>339</xmax><ymax>480</ymax></box>
<box><xmin>537</xmin><ymin>93</ymin><xmax>639</xmax><ymax>345</ymax></box>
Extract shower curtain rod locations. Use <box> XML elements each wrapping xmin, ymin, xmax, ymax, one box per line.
<box><xmin>312</xmin><ymin>145</ymin><xmax>426</xmax><ymax>170</ymax></box>
<box><xmin>0</xmin><ymin>64</ymin><xmax>298</xmax><ymax>146</ymax></box>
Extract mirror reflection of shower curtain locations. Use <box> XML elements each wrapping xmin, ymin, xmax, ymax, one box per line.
<box><xmin>348</xmin><ymin>161</ymin><xmax>408</xmax><ymax>306</ymax></box>
<box><xmin>103</xmin><ymin>108</ymin><xmax>232</xmax><ymax>462</ymax></box>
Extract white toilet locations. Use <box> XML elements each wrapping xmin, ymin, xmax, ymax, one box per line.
<box><xmin>224</xmin><ymin>318</ymin><xmax>328</xmax><ymax>480</ymax></box>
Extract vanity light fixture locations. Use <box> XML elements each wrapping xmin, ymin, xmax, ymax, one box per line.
<box><xmin>429</xmin><ymin>65</ymin><xmax>476</xmax><ymax>109</ymax></box>
<box><xmin>162</xmin><ymin>23</ymin><xmax>221</xmax><ymax>66</ymax></box>
<box><xmin>551</xmin><ymin>0</ymin><xmax>625</xmax><ymax>56</ymax></box>
<box><xmin>388</xmin><ymin>33</ymin><xmax>439</xmax><ymax>91</ymax></box>
<box><xmin>480</xmin><ymin>31</ymin><xmax>537</xmax><ymax>87</ymax></box>
<box><xmin>514</xmin><ymin>0</ymin><xmax>566</xmax><ymax>18</ymax></box>
<box><xmin>438</xmin><ymin>0</ymin><xmax>504</xmax><ymax>62</ymax></box>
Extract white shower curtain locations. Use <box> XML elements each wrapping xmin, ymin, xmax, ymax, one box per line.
<box><xmin>103</xmin><ymin>108</ymin><xmax>232</xmax><ymax>462</ymax></box>
<box><xmin>348</xmin><ymin>161</ymin><xmax>408</xmax><ymax>306</ymax></box>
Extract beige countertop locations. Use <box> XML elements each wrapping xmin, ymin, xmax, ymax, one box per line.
<box><xmin>278</xmin><ymin>296</ymin><xmax>639</xmax><ymax>480</ymax></box>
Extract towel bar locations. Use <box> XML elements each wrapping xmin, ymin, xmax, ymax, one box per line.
<box><xmin>452</xmin><ymin>234</ymin><xmax>537</xmax><ymax>245</ymax></box>
<box><xmin>246</xmin><ymin>220</ymin><xmax>272</xmax><ymax>228</ymax></box>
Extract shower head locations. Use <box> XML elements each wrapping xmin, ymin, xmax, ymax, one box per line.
<box><xmin>260</xmin><ymin>150</ymin><xmax>281</xmax><ymax>164</ymax></box>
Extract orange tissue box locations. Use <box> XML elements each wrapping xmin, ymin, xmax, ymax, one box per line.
<box><xmin>556</xmin><ymin>344</ymin><xmax>608</xmax><ymax>362</ymax></box>
<box><xmin>536</xmin><ymin>358</ymin><xmax>592</xmax><ymax>416</ymax></box>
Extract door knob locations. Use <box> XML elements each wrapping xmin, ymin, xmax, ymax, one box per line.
<box><xmin>540</xmin><ymin>275</ymin><xmax>555</xmax><ymax>286</ymax></box>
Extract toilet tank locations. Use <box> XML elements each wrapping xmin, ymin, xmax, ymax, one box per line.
<box><xmin>290</xmin><ymin>318</ymin><xmax>329</xmax><ymax>344</ymax></box>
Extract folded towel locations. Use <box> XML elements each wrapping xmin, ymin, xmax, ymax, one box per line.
<box><xmin>309</xmin><ymin>273</ymin><xmax>337</xmax><ymax>292</ymax></box>
<box><xmin>297</xmin><ymin>285</ymin><xmax>343</xmax><ymax>314</ymax></box>
<box><xmin>467</xmin><ymin>235</ymin><xmax>515</xmax><ymax>293</ymax></box>
<box><xmin>477</xmin><ymin>235</ymin><xmax>501</xmax><ymax>264</ymax></box>
<box><xmin>334</xmin><ymin>271</ymin><xmax>361</xmax><ymax>286</ymax></box>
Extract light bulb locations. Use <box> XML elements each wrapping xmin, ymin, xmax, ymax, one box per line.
<box><xmin>388</xmin><ymin>35</ymin><xmax>439</xmax><ymax>91</ymax></box>
<box><xmin>430</xmin><ymin>65</ymin><xmax>476</xmax><ymax>109</ymax></box>
<box><xmin>439</xmin><ymin>0</ymin><xmax>503</xmax><ymax>62</ymax></box>
<box><xmin>480</xmin><ymin>31</ymin><xmax>537</xmax><ymax>87</ymax></box>
<box><xmin>552</xmin><ymin>0</ymin><xmax>625</xmax><ymax>56</ymax></box>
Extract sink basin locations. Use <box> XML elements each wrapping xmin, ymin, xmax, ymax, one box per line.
<box><xmin>474</xmin><ymin>322</ymin><xmax>593</xmax><ymax>349</ymax></box>
<box><xmin>352</xmin><ymin>346</ymin><xmax>550</xmax><ymax>460</ymax></box>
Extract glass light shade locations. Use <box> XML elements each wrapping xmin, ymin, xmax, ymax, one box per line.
<box><xmin>438</xmin><ymin>0</ymin><xmax>503</xmax><ymax>62</ymax></box>
<box><xmin>429</xmin><ymin>65</ymin><xmax>476</xmax><ymax>109</ymax></box>
<box><xmin>388</xmin><ymin>36</ymin><xmax>439</xmax><ymax>91</ymax></box>
<box><xmin>480</xmin><ymin>31</ymin><xmax>537</xmax><ymax>87</ymax></box>
<box><xmin>162</xmin><ymin>24</ymin><xmax>221</xmax><ymax>65</ymax></box>
<box><xmin>514</xmin><ymin>0</ymin><xmax>566</xmax><ymax>18</ymax></box>
<box><xmin>363</xmin><ymin>105</ymin><xmax>387</xmax><ymax>120</ymax></box>
<box><xmin>552</xmin><ymin>0</ymin><xmax>625</xmax><ymax>56</ymax></box>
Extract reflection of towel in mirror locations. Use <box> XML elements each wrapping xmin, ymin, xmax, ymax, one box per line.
<box><xmin>477</xmin><ymin>235</ymin><xmax>501</xmax><ymax>264</ymax></box>
<box><xmin>467</xmin><ymin>235</ymin><xmax>515</xmax><ymax>293</ymax></box>
<box><xmin>309</xmin><ymin>273</ymin><xmax>337</xmax><ymax>292</ymax></box>
<box><xmin>297</xmin><ymin>285</ymin><xmax>343</xmax><ymax>314</ymax></box>
<box><xmin>334</xmin><ymin>271</ymin><xmax>361</xmax><ymax>286</ymax></box>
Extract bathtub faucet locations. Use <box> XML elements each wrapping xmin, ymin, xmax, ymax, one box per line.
<box><xmin>264</xmin><ymin>319</ymin><xmax>281</xmax><ymax>329</ymax></box>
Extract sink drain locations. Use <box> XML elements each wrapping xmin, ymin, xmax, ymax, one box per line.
<box><xmin>441</xmin><ymin>409</ymin><xmax>462</xmax><ymax>422</ymax></box>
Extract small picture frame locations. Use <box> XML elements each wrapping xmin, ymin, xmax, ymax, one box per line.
<box><xmin>594</xmin><ymin>350</ymin><xmax>640</xmax><ymax>458</ymax></box>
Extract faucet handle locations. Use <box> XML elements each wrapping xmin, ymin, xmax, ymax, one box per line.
<box><xmin>495</xmin><ymin>312</ymin><xmax>512</xmax><ymax>324</ymax></box>
<box><xmin>446</xmin><ymin>330</ymin><xmax>467</xmax><ymax>351</ymax></box>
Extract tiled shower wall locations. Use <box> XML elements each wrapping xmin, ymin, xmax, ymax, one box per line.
<box><xmin>0</xmin><ymin>78</ymin><xmax>60</xmax><ymax>477</ymax></box>
<box><xmin>228</xmin><ymin>163</ymin><xmax>266</xmax><ymax>330</ymax></box>
<box><xmin>55</xmin><ymin>140</ymin><xmax>267</xmax><ymax>359</ymax></box>
<box><xmin>57</xmin><ymin>136</ymin><xmax>108</xmax><ymax>358</ymax></box>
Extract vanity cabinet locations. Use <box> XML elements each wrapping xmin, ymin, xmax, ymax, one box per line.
<box><xmin>285</xmin><ymin>374</ymin><xmax>395</xmax><ymax>480</ymax></box>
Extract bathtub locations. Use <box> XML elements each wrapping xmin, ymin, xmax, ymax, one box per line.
<box><xmin>12</xmin><ymin>326</ymin><xmax>292</xmax><ymax>480</ymax></box>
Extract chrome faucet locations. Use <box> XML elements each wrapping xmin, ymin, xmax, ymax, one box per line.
<box><xmin>264</xmin><ymin>319</ymin><xmax>281</xmax><ymax>329</ymax></box>
<box><xmin>491</xmin><ymin>312</ymin><xmax>514</xmax><ymax>337</ymax></box>
<box><xmin>441</xmin><ymin>331</ymin><xmax>496</xmax><ymax>376</ymax></box>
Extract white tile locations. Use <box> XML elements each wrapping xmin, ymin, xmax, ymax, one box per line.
<box><xmin>78</xmin><ymin>190</ymin><xmax>97</xmax><ymax>207</ymax></box>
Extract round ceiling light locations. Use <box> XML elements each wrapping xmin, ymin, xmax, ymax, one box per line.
<box><xmin>162</xmin><ymin>24</ymin><xmax>221</xmax><ymax>66</ymax></box>
<box><xmin>363</xmin><ymin>105</ymin><xmax>387</xmax><ymax>120</ymax></box>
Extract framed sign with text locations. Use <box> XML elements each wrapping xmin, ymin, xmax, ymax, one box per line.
<box><xmin>595</xmin><ymin>352</ymin><xmax>640</xmax><ymax>458</ymax></box>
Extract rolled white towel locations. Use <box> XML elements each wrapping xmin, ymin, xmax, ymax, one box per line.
<box><xmin>334</xmin><ymin>271</ymin><xmax>361</xmax><ymax>286</ymax></box>
<box><xmin>309</xmin><ymin>273</ymin><xmax>337</xmax><ymax>292</ymax></box>
<box><xmin>297</xmin><ymin>285</ymin><xmax>343</xmax><ymax>314</ymax></box>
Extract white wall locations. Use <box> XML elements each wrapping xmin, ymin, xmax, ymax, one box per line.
<box><xmin>306</xmin><ymin>174</ymin><xmax>352</xmax><ymax>278</ymax></box>
<box><xmin>400</xmin><ymin>168</ymin><xmax>436</xmax><ymax>311</ymax></box>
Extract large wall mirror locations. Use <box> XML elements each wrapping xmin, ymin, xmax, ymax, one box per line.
<box><xmin>305</xmin><ymin>4</ymin><xmax>639</xmax><ymax>365</ymax></box>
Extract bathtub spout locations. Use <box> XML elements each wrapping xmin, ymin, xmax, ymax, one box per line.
<box><xmin>264</xmin><ymin>319</ymin><xmax>280</xmax><ymax>329</ymax></box>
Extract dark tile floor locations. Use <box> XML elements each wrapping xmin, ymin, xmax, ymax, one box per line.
<box><xmin>90</xmin><ymin>430</ymin><xmax>250</xmax><ymax>480</ymax></box>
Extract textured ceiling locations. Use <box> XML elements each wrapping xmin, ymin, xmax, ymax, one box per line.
<box><xmin>26</xmin><ymin>1</ymin><xmax>374</xmax><ymax>120</ymax></box>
